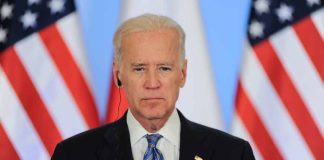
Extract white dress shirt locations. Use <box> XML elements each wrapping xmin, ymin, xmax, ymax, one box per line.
<box><xmin>127</xmin><ymin>108</ymin><xmax>181</xmax><ymax>160</ymax></box>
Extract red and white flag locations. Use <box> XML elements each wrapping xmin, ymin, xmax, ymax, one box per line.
<box><xmin>0</xmin><ymin>0</ymin><xmax>99</xmax><ymax>159</ymax></box>
<box><xmin>232</xmin><ymin>0</ymin><xmax>324</xmax><ymax>159</ymax></box>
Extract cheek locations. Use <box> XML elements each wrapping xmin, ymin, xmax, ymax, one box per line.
<box><xmin>173</xmin><ymin>74</ymin><xmax>184</xmax><ymax>87</ymax></box>
<box><xmin>123</xmin><ymin>79</ymin><xmax>140</xmax><ymax>101</ymax></box>
<box><xmin>164</xmin><ymin>78</ymin><xmax>181</xmax><ymax>97</ymax></box>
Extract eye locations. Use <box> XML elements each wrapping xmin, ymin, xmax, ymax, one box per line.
<box><xmin>159</xmin><ymin>66</ymin><xmax>172</xmax><ymax>72</ymax></box>
<box><xmin>133</xmin><ymin>67</ymin><xmax>145</xmax><ymax>72</ymax></box>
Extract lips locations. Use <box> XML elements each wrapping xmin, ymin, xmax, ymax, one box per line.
<box><xmin>142</xmin><ymin>97</ymin><xmax>164</xmax><ymax>100</ymax></box>
<box><xmin>141</xmin><ymin>97</ymin><xmax>165</xmax><ymax>103</ymax></box>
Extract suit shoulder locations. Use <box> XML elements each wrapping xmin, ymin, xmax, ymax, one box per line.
<box><xmin>184</xmin><ymin>121</ymin><xmax>255</xmax><ymax>159</ymax></box>
<box><xmin>57</xmin><ymin>120</ymin><xmax>120</xmax><ymax>150</ymax></box>
<box><xmin>51</xmin><ymin>118</ymin><xmax>127</xmax><ymax>159</ymax></box>
<box><xmin>187</xmin><ymin>120</ymin><xmax>249</xmax><ymax>147</ymax></box>
<box><xmin>65</xmin><ymin>124</ymin><xmax>106</xmax><ymax>142</ymax></box>
<box><xmin>173</xmin><ymin>111</ymin><xmax>255</xmax><ymax>159</ymax></box>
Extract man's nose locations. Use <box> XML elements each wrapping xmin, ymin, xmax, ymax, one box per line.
<box><xmin>144</xmin><ymin>70</ymin><xmax>161</xmax><ymax>89</ymax></box>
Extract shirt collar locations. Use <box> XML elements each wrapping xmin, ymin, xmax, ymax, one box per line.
<box><xmin>127</xmin><ymin>108</ymin><xmax>180</xmax><ymax>148</ymax></box>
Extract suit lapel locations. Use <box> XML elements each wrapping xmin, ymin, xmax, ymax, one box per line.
<box><xmin>96</xmin><ymin>110</ymin><xmax>207</xmax><ymax>160</ymax></box>
<box><xmin>97</xmin><ymin>112</ymin><xmax>134</xmax><ymax>160</ymax></box>
<box><xmin>178</xmin><ymin>110</ymin><xmax>206</xmax><ymax>160</ymax></box>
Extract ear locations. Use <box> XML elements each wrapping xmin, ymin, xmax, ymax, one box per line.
<box><xmin>113</xmin><ymin>60</ymin><xmax>121</xmax><ymax>87</ymax></box>
<box><xmin>179</xmin><ymin>59</ymin><xmax>187</xmax><ymax>88</ymax></box>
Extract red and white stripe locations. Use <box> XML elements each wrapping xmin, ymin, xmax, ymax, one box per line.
<box><xmin>232</xmin><ymin>114</ymin><xmax>262</xmax><ymax>160</ymax></box>
<box><xmin>233</xmin><ymin>8</ymin><xmax>324</xmax><ymax>160</ymax></box>
<box><xmin>0</xmin><ymin>67</ymin><xmax>49</xmax><ymax>160</ymax></box>
<box><xmin>0</xmin><ymin>12</ymin><xmax>99</xmax><ymax>159</ymax></box>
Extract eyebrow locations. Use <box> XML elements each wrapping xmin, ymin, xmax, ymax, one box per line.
<box><xmin>131</xmin><ymin>63</ymin><xmax>146</xmax><ymax>67</ymax></box>
<box><xmin>130</xmin><ymin>63</ymin><xmax>174</xmax><ymax>67</ymax></box>
<box><xmin>157</xmin><ymin>63</ymin><xmax>174</xmax><ymax>67</ymax></box>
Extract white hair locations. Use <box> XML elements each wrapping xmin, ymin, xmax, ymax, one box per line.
<box><xmin>113</xmin><ymin>13</ymin><xmax>186</xmax><ymax>65</ymax></box>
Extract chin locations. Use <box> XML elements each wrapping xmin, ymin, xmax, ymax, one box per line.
<box><xmin>140</xmin><ymin>106</ymin><xmax>163</xmax><ymax>118</ymax></box>
<box><xmin>144</xmin><ymin>110</ymin><xmax>165</xmax><ymax>120</ymax></box>
<box><xmin>145</xmin><ymin>108</ymin><xmax>173</xmax><ymax>120</ymax></box>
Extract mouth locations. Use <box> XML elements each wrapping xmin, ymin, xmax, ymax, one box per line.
<box><xmin>141</xmin><ymin>97</ymin><xmax>165</xmax><ymax>103</ymax></box>
<box><xmin>140</xmin><ymin>98</ymin><xmax>165</xmax><ymax>107</ymax></box>
<box><xmin>142</xmin><ymin>97</ymin><xmax>164</xmax><ymax>101</ymax></box>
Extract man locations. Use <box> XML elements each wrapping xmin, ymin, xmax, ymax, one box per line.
<box><xmin>51</xmin><ymin>14</ymin><xmax>255</xmax><ymax>160</ymax></box>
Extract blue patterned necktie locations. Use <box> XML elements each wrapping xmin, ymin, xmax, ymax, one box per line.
<box><xmin>143</xmin><ymin>134</ymin><xmax>164</xmax><ymax>160</ymax></box>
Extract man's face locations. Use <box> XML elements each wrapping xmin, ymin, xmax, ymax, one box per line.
<box><xmin>115</xmin><ymin>28</ymin><xmax>187</xmax><ymax>123</ymax></box>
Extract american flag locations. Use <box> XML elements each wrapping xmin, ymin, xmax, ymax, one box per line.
<box><xmin>0</xmin><ymin>0</ymin><xmax>100</xmax><ymax>159</ymax></box>
<box><xmin>232</xmin><ymin>0</ymin><xmax>324</xmax><ymax>159</ymax></box>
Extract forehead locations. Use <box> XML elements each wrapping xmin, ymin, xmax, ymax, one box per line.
<box><xmin>120</xmin><ymin>28</ymin><xmax>180</xmax><ymax>63</ymax></box>
<box><xmin>122</xmin><ymin>28</ymin><xmax>179</xmax><ymax>43</ymax></box>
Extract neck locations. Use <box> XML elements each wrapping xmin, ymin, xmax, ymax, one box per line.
<box><xmin>130</xmin><ymin>110</ymin><xmax>172</xmax><ymax>133</ymax></box>
<box><xmin>142</xmin><ymin>118</ymin><xmax>167</xmax><ymax>133</ymax></box>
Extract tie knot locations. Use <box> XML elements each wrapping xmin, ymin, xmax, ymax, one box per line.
<box><xmin>145</xmin><ymin>134</ymin><xmax>162</xmax><ymax>148</ymax></box>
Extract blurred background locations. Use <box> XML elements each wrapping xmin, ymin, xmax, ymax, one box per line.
<box><xmin>1</xmin><ymin>0</ymin><xmax>323</xmax><ymax>159</ymax></box>
<box><xmin>76</xmin><ymin>0</ymin><xmax>251</xmax><ymax>129</ymax></box>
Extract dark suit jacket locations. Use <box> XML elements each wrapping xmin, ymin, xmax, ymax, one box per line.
<box><xmin>51</xmin><ymin>110</ymin><xmax>255</xmax><ymax>160</ymax></box>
